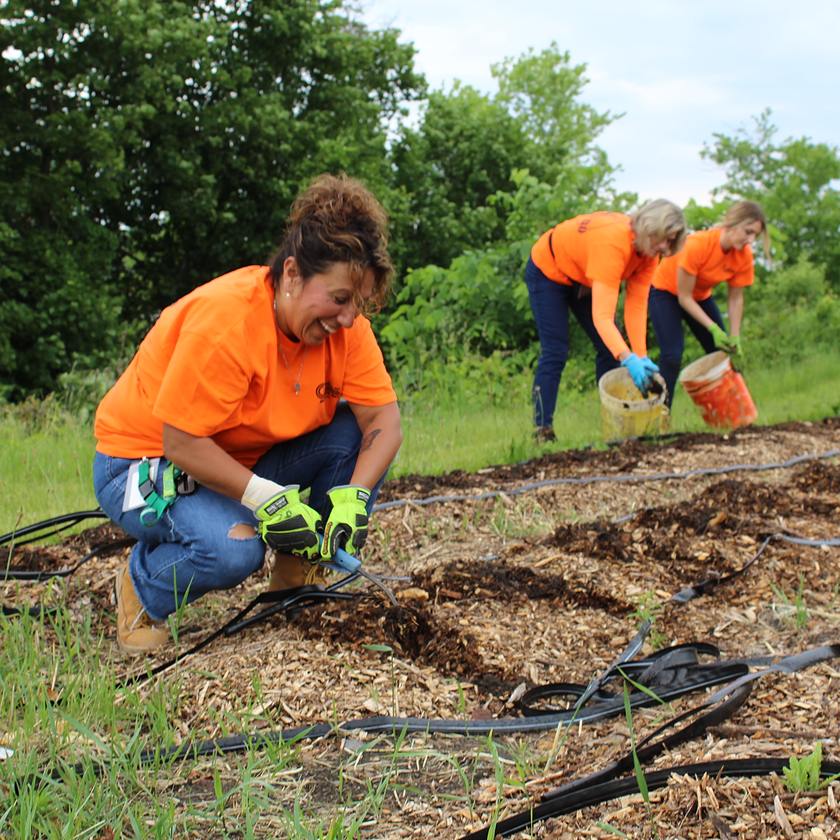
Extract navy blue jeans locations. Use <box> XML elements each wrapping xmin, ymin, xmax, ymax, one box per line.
<box><xmin>93</xmin><ymin>404</ymin><xmax>386</xmax><ymax>621</ymax></box>
<box><xmin>525</xmin><ymin>257</ymin><xmax>618</xmax><ymax>428</ymax></box>
<box><xmin>649</xmin><ymin>288</ymin><xmax>725</xmax><ymax>407</ymax></box>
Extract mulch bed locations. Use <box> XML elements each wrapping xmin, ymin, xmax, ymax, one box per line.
<box><xmin>3</xmin><ymin>417</ymin><xmax>839</xmax><ymax>838</ymax></box>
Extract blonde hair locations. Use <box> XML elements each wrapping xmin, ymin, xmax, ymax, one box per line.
<box><xmin>630</xmin><ymin>199</ymin><xmax>687</xmax><ymax>256</ymax></box>
<box><xmin>721</xmin><ymin>200</ymin><xmax>770</xmax><ymax>260</ymax></box>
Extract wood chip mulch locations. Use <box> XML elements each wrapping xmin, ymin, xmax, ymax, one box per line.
<box><xmin>4</xmin><ymin>417</ymin><xmax>839</xmax><ymax>838</ymax></box>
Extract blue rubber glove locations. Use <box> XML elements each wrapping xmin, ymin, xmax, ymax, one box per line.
<box><xmin>621</xmin><ymin>353</ymin><xmax>659</xmax><ymax>395</ymax></box>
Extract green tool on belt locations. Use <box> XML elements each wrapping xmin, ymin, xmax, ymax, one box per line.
<box><xmin>137</xmin><ymin>457</ymin><xmax>182</xmax><ymax>526</ymax></box>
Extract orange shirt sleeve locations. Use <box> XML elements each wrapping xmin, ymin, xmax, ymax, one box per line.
<box><xmin>583</xmin><ymin>216</ymin><xmax>642</xmax><ymax>358</ymax></box>
<box><xmin>591</xmin><ymin>282</ymin><xmax>629</xmax><ymax>359</ymax></box>
<box><xmin>623</xmin><ymin>273</ymin><xmax>652</xmax><ymax>357</ymax></box>
<box><xmin>341</xmin><ymin>317</ymin><xmax>397</xmax><ymax>406</ymax></box>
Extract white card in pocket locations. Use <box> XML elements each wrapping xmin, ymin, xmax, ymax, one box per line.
<box><xmin>122</xmin><ymin>458</ymin><xmax>161</xmax><ymax>512</ymax></box>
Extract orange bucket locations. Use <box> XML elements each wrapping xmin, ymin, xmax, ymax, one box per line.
<box><xmin>678</xmin><ymin>351</ymin><xmax>757</xmax><ymax>430</ymax></box>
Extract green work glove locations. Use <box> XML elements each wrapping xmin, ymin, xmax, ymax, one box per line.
<box><xmin>708</xmin><ymin>322</ymin><xmax>736</xmax><ymax>353</ymax></box>
<box><xmin>322</xmin><ymin>485</ymin><xmax>370</xmax><ymax>558</ymax></box>
<box><xmin>731</xmin><ymin>335</ymin><xmax>743</xmax><ymax>357</ymax></box>
<box><xmin>256</xmin><ymin>485</ymin><xmax>322</xmax><ymax>560</ymax></box>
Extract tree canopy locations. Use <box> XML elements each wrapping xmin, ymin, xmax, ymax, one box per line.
<box><xmin>1</xmin><ymin>0</ymin><xmax>423</xmax><ymax>397</ymax></box>
<box><xmin>1</xmin><ymin>6</ymin><xmax>837</xmax><ymax>400</ymax></box>
<box><xmin>702</xmin><ymin>109</ymin><xmax>840</xmax><ymax>285</ymax></box>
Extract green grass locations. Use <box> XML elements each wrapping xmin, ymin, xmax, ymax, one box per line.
<box><xmin>736</xmin><ymin>351</ymin><xmax>840</xmax><ymax>425</ymax></box>
<box><xmin>0</xmin><ymin>403</ymin><xmax>98</xmax><ymax>535</ymax></box>
<box><xmin>0</xmin><ymin>606</ymin><xmax>424</xmax><ymax>836</ymax></box>
<box><xmin>392</xmin><ymin>349</ymin><xmax>840</xmax><ymax>478</ymax></box>
<box><xmin>2</xmin><ymin>350</ymin><xmax>839</xmax><ymax>530</ymax></box>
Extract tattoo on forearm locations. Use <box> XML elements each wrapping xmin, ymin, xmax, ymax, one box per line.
<box><xmin>360</xmin><ymin>428</ymin><xmax>382</xmax><ymax>453</ymax></box>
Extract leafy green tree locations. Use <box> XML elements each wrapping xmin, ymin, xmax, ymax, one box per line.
<box><xmin>702</xmin><ymin>110</ymin><xmax>840</xmax><ymax>286</ymax></box>
<box><xmin>0</xmin><ymin>0</ymin><xmax>130</xmax><ymax>398</ymax></box>
<box><xmin>391</xmin><ymin>43</ymin><xmax>621</xmax><ymax>273</ymax></box>
<box><xmin>1</xmin><ymin>0</ymin><xmax>424</xmax><ymax>397</ymax></box>
<box><xmin>390</xmin><ymin>83</ymin><xmax>528</xmax><ymax>271</ymax></box>
<box><xmin>492</xmin><ymin>42</ymin><xmax>616</xmax><ymax>185</ymax></box>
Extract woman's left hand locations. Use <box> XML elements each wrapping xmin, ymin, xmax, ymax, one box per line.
<box><xmin>322</xmin><ymin>485</ymin><xmax>371</xmax><ymax>557</ymax></box>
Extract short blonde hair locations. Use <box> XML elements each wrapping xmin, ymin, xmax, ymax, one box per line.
<box><xmin>721</xmin><ymin>200</ymin><xmax>770</xmax><ymax>260</ymax></box>
<box><xmin>630</xmin><ymin>199</ymin><xmax>687</xmax><ymax>256</ymax></box>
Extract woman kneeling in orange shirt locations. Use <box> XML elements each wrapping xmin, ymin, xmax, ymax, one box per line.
<box><xmin>526</xmin><ymin>200</ymin><xmax>686</xmax><ymax>441</ymax></box>
<box><xmin>93</xmin><ymin>174</ymin><xmax>403</xmax><ymax>654</ymax></box>
<box><xmin>649</xmin><ymin>201</ymin><xmax>768</xmax><ymax>407</ymax></box>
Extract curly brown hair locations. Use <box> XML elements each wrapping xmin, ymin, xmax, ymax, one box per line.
<box><xmin>269</xmin><ymin>173</ymin><xmax>393</xmax><ymax>313</ymax></box>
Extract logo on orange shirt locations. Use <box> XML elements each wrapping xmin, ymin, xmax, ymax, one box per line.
<box><xmin>316</xmin><ymin>382</ymin><xmax>342</xmax><ymax>402</ymax></box>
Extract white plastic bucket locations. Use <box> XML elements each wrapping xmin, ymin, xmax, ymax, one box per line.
<box><xmin>598</xmin><ymin>368</ymin><xmax>669</xmax><ymax>441</ymax></box>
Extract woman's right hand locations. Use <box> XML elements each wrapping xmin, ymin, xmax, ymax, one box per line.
<box><xmin>621</xmin><ymin>353</ymin><xmax>659</xmax><ymax>394</ymax></box>
<box><xmin>255</xmin><ymin>485</ymin><xmax>322</xmax><ymax>559</ymax></box>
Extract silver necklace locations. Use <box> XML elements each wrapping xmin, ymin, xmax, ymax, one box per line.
<box><xmin>274</xmin><ymin>297</ymin><xmax>305</xmax><ymax>396</ymax></box>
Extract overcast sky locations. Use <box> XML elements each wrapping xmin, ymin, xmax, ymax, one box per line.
<box><xmin>360</xmin><ymin>0</ymin><xmax>839</xmax><ymax>207</ymax></box>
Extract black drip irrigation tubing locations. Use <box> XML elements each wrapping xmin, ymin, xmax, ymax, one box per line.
<box><xmin>39</xmin><ymin>640</ymin><xmax>839</xmax><ymax>807</ymax></box>
<box><xmin>0</xmin><ymin>509</ymin><xmax>108</xmax><ymax>549</ymax></box>
<box><xmin>2</xmin><ymin>522</ymin><xmax>131</xmax><ymax>618</ymax></box>
<box><xmin>373</xmin><ymin>447</ymin><xmax>840</xmax><ymax>511</ymax></box>
<box><xmin>459</xmin><ymin>758</ymin><xmax>840</xmax><ymax>840</ymax></box>
<box><xmin>2</xmin><ymin>537</ymin><xmax>134</xmax><ymax>583</ymax></box>
<box><xmin>460</xmin><ymin>642</ymin><xmax>840</xmax><ymax>838</ymax></box>
<box><xmin>670</xmin><ymin>531</ymin><xmax>840</xmax><ymax>604</ymax></box>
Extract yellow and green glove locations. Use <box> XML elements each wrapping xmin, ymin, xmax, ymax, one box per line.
<box><xmin>254</xmin><ymin>485</ymin><xmax>322</xmax><ymax>560</ymax></box>
<box><xmin>322</xmin><ymin>485</ymin><xmax>370</xmax><ymax>558</ymax></box>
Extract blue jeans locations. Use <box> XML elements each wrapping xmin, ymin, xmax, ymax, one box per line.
<box><xmin>524</xmin><ymin>257</ymin><xmax>618</xmax><ymax>428</ymax></box>
<box><xmin>93</xmin><ymin>404</ymin><xmax>387</xmax><ymax>621</ymax></box>
<box><xmin>649</xmin><ymin>288</ymin><xmax>725</xmax><ymax>407</ymax></box>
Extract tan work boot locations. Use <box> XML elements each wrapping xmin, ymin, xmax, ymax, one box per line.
<box><xmin>115</xmin><ymin>564</ymin><xmax>170</xmax><ymax>655</ymax></box>
<box><xmin>268</xmin><ymin>551</ymin><xmax>328</xmax><ymax>591</ymax></box>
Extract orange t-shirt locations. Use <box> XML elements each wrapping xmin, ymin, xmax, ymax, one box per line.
<box><xmin>94</xmin><ymin>266</ymin><xmax>397</xmax><ymax>468</ymax></box>
<box><xmin>652</xmin><ymin>227</ymin><xmax>754</xmax><ymax>300</ymax></box>
<box><xmin>530</xmin><ymin>212</ymin><xmax>657</xmax><ymax>358</ymax></box>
